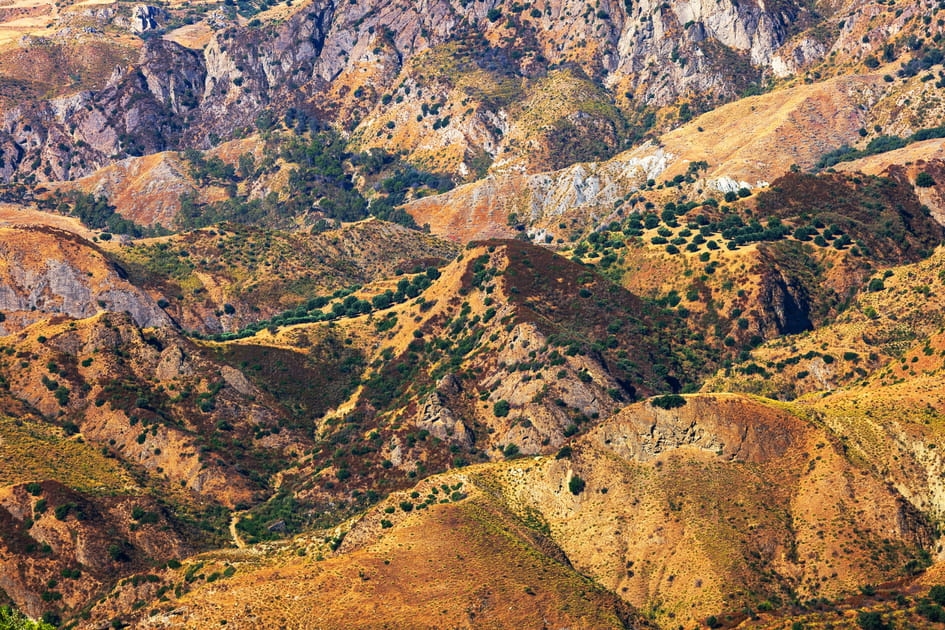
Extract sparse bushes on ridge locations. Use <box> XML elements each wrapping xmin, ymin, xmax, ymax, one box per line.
<box><xmin>651</xmin><ymin>394</ymin><xmax>686</xmax><ymax>409</ymax></box>
<box><xmin>816</xmin><ymin>125</ymin><xmax>945</xmax><ymax>169</ymax></box>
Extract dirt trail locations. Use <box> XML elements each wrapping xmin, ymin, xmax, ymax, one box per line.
<box><xmin>229</xmin><ymin>512</ymin><xmax>245</xmax><ymax>549</ymax></box>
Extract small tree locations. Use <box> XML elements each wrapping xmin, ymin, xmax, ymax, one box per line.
<box><xmin>493</xmin><ymin>400</ymin><xmax>510</xmax><ymax>417</ymax></box>
<box><xmin>916</xmin><ymin>172</ymin><xmax>936</xmax><ymax>187</ymax></box>
<box><xmin>108</xmin><ymin>542</ymin><xmax>131</xmax><ymax>562</ymax></box>
<box><xmin>930</xmin><ymin>584</ymin><xmax>945</xmax><ymax>606</ymax></box>
<box><xmin>568</xmin><ymin>475</ymin><xmax>586</xmax><ymax>495</ymax></box>
<box><xmin>856</xmin><ymin>612</ymin><xmax>888</xmax><ymax>630</ymax></box>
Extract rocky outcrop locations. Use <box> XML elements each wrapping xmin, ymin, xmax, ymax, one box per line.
<box><xmin>755</xmin><ymin>267</ymin><xmax>814</xmax><ymax>336</ymax></box>
<box><xmin>0</xmin><ymin>480</ymin><xmax>191</xmax><ymax>620</ymax></box>
<box><xmin>0</xmin><ymin>0</ymin><xmax>839</xmax><ymax>183</ymax></box>
<box><xmin>414</xmin><ymin>375</ymin><xmax>473</xmax><ymax>447</ymax></box>
<box><xmin>129</xmin><ymin>5</ymin><xmax>167</xmax><ymax>34</ymax></box>
<box><xmin>0</xmin><ymin>38</ymin><xmax>206</xmax><ymax>183</ymax></box>
<box><xmin>406</xmin><ymin>144</ymin><xmax>673</xmax><ymax>242</ymax></box>
<box><xmin>592</xmin><ymin>394</ymin><xmax>803</xmax><ymax>463</ymax></box>
<box><xmin>0</xmin><ymin>226</ymin><xmax>169</xmax><ymax>331</ymax></box>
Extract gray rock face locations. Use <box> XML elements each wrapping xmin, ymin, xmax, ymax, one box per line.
<box><xmin>0</xmin><ymin>0</ymin><xmax>823</xmax><ymax>183</ymax></box>
<box><xmin>0</xmin><ymin>38</ymin><xmax>206</xmax><ymax>183</ymax></box>
<box><xmin>592</xmin><ymin>395</ymin><xmax>801</xmax><ymax>464</ymax></box>
<box><xmin>0</xmin><ymin>227</ymin><xmax>170</xmax><ymax>330</ymax></box>
<box><xmin>221</xmin><ymin>365</ymin><xmax>258</xmax><ymax>397</ymax></box>
<box><xmin>412</xmin><ymin>375</ymin><xmax>473</xmax><ymax>446</ymax></box>
<box><xmin>130</xmin><ymin>5</ymin><xmax>167</xmax><ymax>33</ymax></box>
<box><xmin>155</xmin><ymin>345</ymin><xmax>194</xmax><ymax>380</ymax></box>
<box><xmin>416</xmin><ymin>392</ymin><xmax>473</xmax><ymax>447</ymax></box>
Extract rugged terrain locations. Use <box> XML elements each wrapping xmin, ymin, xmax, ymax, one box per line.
<box><xmin>5</xmin><ymin>0</ymin><xmax>945</xmax><ymax>627</ymax></box>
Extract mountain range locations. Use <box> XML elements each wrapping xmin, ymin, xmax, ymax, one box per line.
<box><xmin>3</xmin><ymin>0</ymin><xmax>945</xmax><ymax>627</ymax></box>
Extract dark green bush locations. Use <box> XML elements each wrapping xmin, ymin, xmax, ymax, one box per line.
<box><xmin>918</xmin><ymin>602</ymin><xmax>945</xmax><ymax>622</ymax></box>
<box><xmin>856</xmin><ymin>612</ymin><xmax>887</xmax><ymax>630</ymax></box>
<box><xmin>651</xmin><ymin>394</ymin><xmax>686</xmax><ymax>409</ymax></box>
<box><xmin>929</xmin><ymin>585</ymin><xmax>945</xmax><ymax>606</ymax></box>
<box><xmin>568</xmin><ymin>475</ymin><xmax>586</xmax><ymax>495</ymax></box>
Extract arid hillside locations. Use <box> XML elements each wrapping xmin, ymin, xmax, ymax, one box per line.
<box><xmin>72</xmin><ymin>393</ymin><xmax>936</xmax><ymax>629</ymax></box>
<box><xmin>5</xmin><ymin>0</ymin><xmax>945</xmax><ymax>626</ymax></box>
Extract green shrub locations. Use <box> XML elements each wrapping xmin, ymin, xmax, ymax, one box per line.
<box><xmin>856</xmin><ymin>611</ymin><xmax>888</xmax><ymax>630</ymax></box>
<box><xmin>493</xmin><ymin>400</ymin><xmax>511</xmax><ymax>417</ymax></box>
<box><xmin>651</xmin><ymin>394</ymin><xmax>686</xmax><ymax>409</ymax></box>
<box><xmin>108</xmin><ymin>542</ymin><xmax>131</xmax><ymax>562</ymax></box>
<box><xmin>0</xmin><ymin>605</ymin><xmax>57</xmax><ymax>629</ymax></box>
<box><xmin>54</xmin><ymin>503</ymin><xmax>75</xmax><ymax>521</ymax></box>
<box><xmin>568</xmin><ymin>475</ymin><xmax>586</xmax><ymax>495</ymax></box>
<box><xmin>918</xmin><ymin>602</ymin><xmax>945</xmax><ymax>622</ymax></box>
<box><xmin>929</xmin><ymin>585</ymin><xmax>945</xmax><ymax>606</ymax></box>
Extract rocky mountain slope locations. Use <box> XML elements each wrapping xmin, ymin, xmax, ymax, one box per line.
<box><xmin>77</xmin><ymin>393</ymin><xmax>936</xmax><ymax>628</ymax></box>
<box><xmin>2</xmin><ymin>0</ymin><xmax>941</xmax><ymax>188</ymax></box>
<box><xmin>0</xmin><ymin>225</ymin><xmax>168</xmax><ymax>334</ymax></box>
<box><xmin>6</xmin><ymin>0</ymin><xmax>945</xmax><ymax>626</ymax></box>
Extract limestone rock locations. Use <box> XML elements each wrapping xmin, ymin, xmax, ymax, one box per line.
<box><xmin>129</xmin><ymin>5</ymin><xmax>167</xmax><ymax>34</ymax></box>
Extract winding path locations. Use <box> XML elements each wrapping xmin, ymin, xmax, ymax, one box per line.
<box><xmin>229</xmin><ymin>512</ymin><xmax>246</xmax><ymax>549</ymax></box>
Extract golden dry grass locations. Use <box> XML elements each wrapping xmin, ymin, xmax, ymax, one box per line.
<box><xmin>0</xmin><ymin>416</ymin><xmax>133</xmax><ymax>493</ymax></box>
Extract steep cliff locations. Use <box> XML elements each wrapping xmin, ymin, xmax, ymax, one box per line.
<box><xmin>0</xmin><ymin>0</ymin><xmax>872</xmax><ymax>183</ymax></box>
<box><xmin>0</xmin><ymin>225</ymin><xmax>168</xmax><ymax>334</ymax></box>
